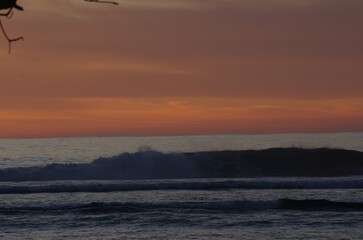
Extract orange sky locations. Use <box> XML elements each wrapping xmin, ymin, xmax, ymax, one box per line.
<box><xmin>0</xmin><ymin>0</ymin><xmax>362</xmax><ymax>138</ymax></box>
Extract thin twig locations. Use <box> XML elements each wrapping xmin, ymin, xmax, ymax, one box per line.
<box><xmin>0</xmin><ymin>18</ymin><xmax>23</xmax><ymax>54</ymax></box>
<box><xmin>84</xmin><ymin>0</ymin><xmax>118</xmax><ymax>5</ymax></box>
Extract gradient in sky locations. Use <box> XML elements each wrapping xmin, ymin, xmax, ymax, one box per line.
<box><xmin>0</xmin><ymin>0</ymin><xmax>362</xmax><ymax>138</ymax></box>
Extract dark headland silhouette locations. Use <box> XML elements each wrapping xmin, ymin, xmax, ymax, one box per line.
<box><xmin>0</xmin><ymin>148</ymin><xmax>362</xmax><ymax>181</ymax></box>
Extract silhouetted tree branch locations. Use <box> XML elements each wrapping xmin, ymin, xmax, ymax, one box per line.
<box><xmin>0</xmin><ymin>19</ymin><xmax>23</xmax><ymax>53</ymax></box>
<box><xmin>84</xmin><ymin>0</ymin><xmax>118</xmax><ymax>5</ymax></box>
<box><xmin>0</xmin><ymin>0</ymin><xmax>24</xmax><ymax>53</ymax></box>
<box><xmin>1</xmin><ymin>0</ymin><xmax>118</xmax><ymax>53</ymax></box>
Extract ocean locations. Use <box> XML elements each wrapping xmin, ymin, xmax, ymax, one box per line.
<box><xmin>0</xmin><ymin>133</ymin><xmax>362</xmax><ymax>239</ymax></box>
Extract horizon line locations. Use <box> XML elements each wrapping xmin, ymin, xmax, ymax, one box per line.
<box><xmin>1</xmin><ymin>130</ymin><xmax>362</xmax><ymax>140</ymax></box>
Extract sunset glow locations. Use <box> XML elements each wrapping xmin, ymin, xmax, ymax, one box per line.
<box><xmin>1</xmin><ymin>0</ymin><xmax>362</xmax><ymax>138</ymax></box>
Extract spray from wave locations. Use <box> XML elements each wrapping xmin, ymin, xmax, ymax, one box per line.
<box><xmin>0</xmin><ymin>149</ymin><xmax>197</xmax><ymax>181</ymax></box>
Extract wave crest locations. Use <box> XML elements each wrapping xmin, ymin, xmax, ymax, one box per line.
<box><xmin>0</xmin><ymin>148</ymin><xmax>362</xmax><ymax>181</ymax></box>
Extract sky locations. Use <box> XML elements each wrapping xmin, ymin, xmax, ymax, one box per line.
<box><xmin>0</xmin><ymin>0</ymin><xmax>362</xmax><ymax>138</ymax></box>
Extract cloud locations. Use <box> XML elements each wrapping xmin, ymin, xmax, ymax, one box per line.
<box><xmin>1</xmin><ymin>97</ymin><xmax>362</xmax><ymax>137</ymax></box>
<box><xmin>1</xmin><ymin>0</ymin><xmax>363</xmax><ymax>137</ymax></box>
<box><xmin>81</xmin><ymin>61</ymin><xmax>191</xmax><ymax>75</ymax></box>
<box><xmin>3</xmin><ymin>0</ymin><xmax>362</xmax><ymax>99</ymax></box>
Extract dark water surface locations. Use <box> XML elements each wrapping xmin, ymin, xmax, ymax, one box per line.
<box><xmin>0</xmin><ymin>133</ymin><xmax>362</xmax><ymax>239</ymax></box>
<box><xmin>1</xmin><ymin>186</ymin><xmax>362</xmax><ymax>240</ymax></box>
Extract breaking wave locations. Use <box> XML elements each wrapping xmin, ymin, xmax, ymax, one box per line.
<box><xmin>0</xmin><ymin>148</ymin><xmax>362</xmax><ymax>181</ymax></box>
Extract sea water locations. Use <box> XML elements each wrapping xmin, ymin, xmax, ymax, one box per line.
<box><xmin>0</xmin><ymin>133</ymin><xmax>362</xmax><ymax>239</ymax></box>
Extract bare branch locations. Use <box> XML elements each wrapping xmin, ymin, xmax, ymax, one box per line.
<box><xmin>0</xmin><ymin>0</ymin><xmax>117</xmax><ymax>53</ymax></box>
<box><xmin>0</xmin><ymin>18</ymin><xmax>24</xmax><ymax>54</ymax></box>
<box><xmin>84</xmin><ymin>0</ymin><xmax>119</xmax><ymax>5</ymax></box>
<box><xmin>0</xmin><ymin>8</ymin><xmax>13</xmax><ymax>17</ymax></box>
